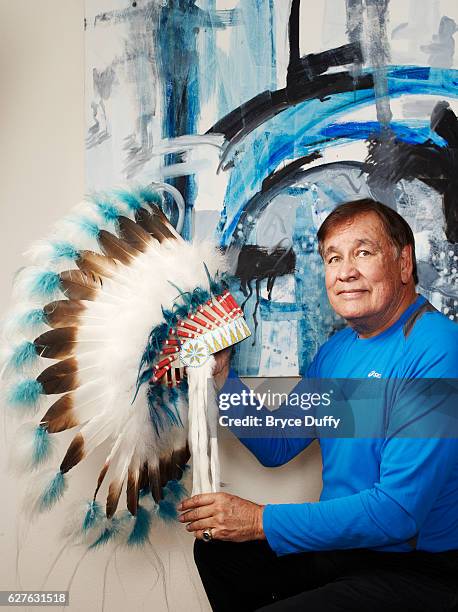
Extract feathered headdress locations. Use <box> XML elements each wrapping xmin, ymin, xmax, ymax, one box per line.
<box><xmin>1</xmin><ymin>186</ymin><xmax>249</xmax><ymax>548</ymax></box>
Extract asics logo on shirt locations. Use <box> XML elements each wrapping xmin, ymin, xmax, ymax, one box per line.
<box><xmin>368</xmin><ymin>370</ymin><xmax>382</xmax><ymax>378</ymax></box>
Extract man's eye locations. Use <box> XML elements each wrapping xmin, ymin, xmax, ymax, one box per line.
<box><xmin>327</xmin><ymin>256</ymin><xmax>340</xmax><ymax>264</ymax></box>
<box><xmin>357</xmin><ymin>250</ymin><xmax>371</xmax><ymax>257</ymax></box>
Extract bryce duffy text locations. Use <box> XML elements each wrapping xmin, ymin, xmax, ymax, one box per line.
<box><xmin>219</xmin><ymin>414</ymin><xmax>341</xmax><ymax>430</ymax></box>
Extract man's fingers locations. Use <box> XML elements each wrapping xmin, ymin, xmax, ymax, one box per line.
<box><xmin>179</xmin><ymin>505</ymin><xmax>214</xmax><ymax>523</ymax></box>
<box><xmin>178</xmin><ymin>493</ymin><xmax>217</xmax><ymax>511</ymax></box>
<box><xmin>185</xmin><ymin>519</ymin><xmax>212</xmax><ymax>532</ymax></box>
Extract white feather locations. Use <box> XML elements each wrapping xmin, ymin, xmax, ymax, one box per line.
<box><xmin>7</xmin><ymin>421</ymin><xmax>57</xmax><ymax>474</ymax></box>
<box><xmin>12</xmin><ymin>267</ymin><xmax>62</xmax><ymax>302</ymax></box>
<box><xmin>23</xmin><ymin>468</ymin><xmax>68</xmax><ymax>519</ymax></box>
<box><xmin>60</xmin><ymin>499</ymin><xmax>106</xmax><ymax>546</ymax></box>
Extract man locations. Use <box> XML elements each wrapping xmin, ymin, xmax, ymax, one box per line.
<box><xmin>178</xmin><ymin>199</ymin><xmax>458</xmax><ymax>611</ymax></box>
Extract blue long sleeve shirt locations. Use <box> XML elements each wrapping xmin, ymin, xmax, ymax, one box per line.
<box><xmin>229</xmin><ymin>295</ymin><xmax>458</xmax><ymax>555</ymax></box>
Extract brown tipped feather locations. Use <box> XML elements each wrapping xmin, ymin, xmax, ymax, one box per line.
<box><xmin>116</xmin><ymin>216</ymin><xmax>153</xmax><ymax>252</ymax></box>
<box><xmin>171</xmin><ymin>446</ymin><xmax>190</xmax><ymax>481</ymax></box>
<box><xmin>138</xmin><ymin>461</ymin><xmax>150</xmax><ymax>492</ymax></box>
<box><xmin>36</xmin><ymin>357</ymin><xmax>79</xmax><ymax>394</ymax></box>
<box><xmin>106</xmin><ymin>480</ymin><xmax>123</xmax><ymax>518</ymax></box>
<box><xmin>97</xmin><ymin>229</ymin><xmax>138</xmax><ymax>264</ymax></box>
<box><xmin>159</xmin><ymin>454</ymin><xmax>174</xmax><ymax>488</ymax></box>
<box><xmin>60</xmin><ymin>269</ymin><xmax>103</xmax><ymax>301</ymax></box>
<box><xmin>126</xmin><ymin>468</ymin><xmax>139</xmax><ymax>516</ymax></box>
<box><xmin>43</xmin><ymin>299</ymin><xmax>86</xmax><ymax>328</ymax></box>
<box><xmin>34</xmin><ymin>327</ymin><xmax>78</xmax><ymax>359</ymax></box>
<box><xmin>60</xmin><ymin>432</ymin><xmax>85</xmax><ymax>473</ymax></box>
<box><xmin>76</xmin><ymin>250</ymin><xmax>118</xmax><ymax>278</ymax></box>
<box><xmin>148</xmin><ymin>465</ymin><xmax>163</xmax><ymax>503</ymax></box>
<box><xmin>41</xmin><ymin>393</ymin><xmax>78</xmax><ymax>433</ymax></box>
<box><xmin>149</xmin><ymin>204</ymin><xmax>177</xmax><ymax>233</ymax></box>
<box><xmin>92</xmin><ymin>462</ymin><xmax>110</xmax><ymax>501</ymax></box>
<box><xmin>134</xmin><ymin>208</ymin><xmax>176</xmax><ymax>243</ymax></box>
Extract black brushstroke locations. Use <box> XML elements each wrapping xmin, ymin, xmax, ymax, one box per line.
<box><xmin>261</xmin><ymin>152</ymin><xmax>322</xmax><ymax>193</ymax></box>
<box><xmin>365</xmin><ymin>101</ymin><xmax>458</xmax><ymax>243</ymax></box>
<box><xmin>287</xmin><ymin>43</ymin><xmax>363</xmax><ymax>90</ymax></box>
<box><xmin>236</xmin><ymin>246</ymin><xmax>296</xmax><ymax>295</ymax></box>
<box><xmin>236</xmin><ymin>246</ymin><xmax>296</xmax><ymax>344</ymax></box>
<box><xmin>231</xmin><ymin>153</ymin><xmax>365</xmax><ymax>249</ymax></box>
<box><xmin>288</xmin><ymin>0</ymin><xmax>300</xmax><ymax>65</ymax></box>
<box><xmin>208</xmin><ymin>0</ymin><xmax>371</xmax><ymax>156</ymax></box>
<box><xmin>208</xmin><ymin>69</ymin><xmax>372</xmax><ymax>148</ymax></box>
<box><xmin>431</xmin><ymin>101</ymin><xmax>458</xmax><ymax>146</ymax></box>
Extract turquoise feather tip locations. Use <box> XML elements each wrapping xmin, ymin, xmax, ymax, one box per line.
<box><xmin>88</xmin><ymin>517</ymin><xmax>125</xmax><ymax>549</ymax></box>
<box><xmin>17</xmin><ymin>308</ymin><xmax>46</xmax><ymax>329</ymax></box>
<box><xmin>74</xmin><ymin>217</ymin><xmax>100</xmax><ymax>237</ymax></box>
<box><xmin>29</xmin><ymin>271</ymin><xmax>61</xmax><ymax>298</ymax></box>
<box><xmin>8</xmin><ymin>341</ymin><xmax>38</xmax><ymax>370</ymax></box>
<box><xmin>38</xmin><ymin>471</ymin><xmax>66</xmax><ymax>512</ymax></box>
<box><xmin>127</xmin><ymin>506</ymin><xmax>152</xmax><ymax>547</ymax></box>
<box><xmin>164</xmin><ymin>479</ymin><xmax>188</xmax><ymax>502</ymax></box>
<box><xmin>157</xmin><ymin>499</ymin><xmax>178</xmax><ymax>522</ymax></box>
<box><xmin>114</xmin><ymin>190</ymin><xmax>143</xmax><ymax>211</ymax></box>
<box><xmin>50</xmin><ymin>241</ymin><xmax>80</xmax><ymax>261</ymax></box>
<box><xmin>94</xmin><ymin>200</ymin><xmax>120</xmax><ymax>223</ymax></box>
<box><xmin>138</xmin><ymin>186</ymin><xmax>162</xmax><ymax>206</ymax></box>
<box><xmin>82</xmin><ymin>500</ymin><xmax>104</xmax><ymax>531</ymax></box>
<box><xmin>8</xmin><ymin>379</ymin><xmax>43</xmax><ymax>408</ymax></box>
<box><xmin>31</xmin><ymin>425</ymin><xmax>52</xmax><ymax>466</ymax></box>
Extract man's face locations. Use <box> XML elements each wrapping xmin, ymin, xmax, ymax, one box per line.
<box><xmin>322</xmin><ymin>212</ymin><xmax>409</xmax><ymax>329</ymax></box>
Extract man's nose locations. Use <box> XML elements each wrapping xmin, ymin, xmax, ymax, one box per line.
<box><xmin>337</xmin><ymin>258</ymin><xmax>360</xmax><ymax>281</ymax></box>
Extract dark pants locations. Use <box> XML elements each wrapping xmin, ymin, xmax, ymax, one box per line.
<box><xmin>194</xmin><ymin>539</ymin><xmax>458</xmax><ymax>611</ymax></box>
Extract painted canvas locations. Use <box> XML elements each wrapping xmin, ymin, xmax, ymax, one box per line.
<box><xmin>85</xmin><ymin>0</ymin><xmax>458</xmax><ymax>377</ymax></box>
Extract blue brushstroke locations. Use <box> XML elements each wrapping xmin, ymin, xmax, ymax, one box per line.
<box><xmin>156</xmin><ymin>2</ymin><xmax>201</xmax><ymax>239</ymax></box>
<box><xmin>127</xmin><ymin>506</ymin><xmax>152</xmax><ymax>547</ymax></box>
<box><xmin>214</xmin><ymin>0</ymin><xmax>276</xmax><ymax>118</ymax></box>
<box><xmin>8</xmin><ymin>341</ymin><xmax>37</xmax><ymax>370</ymax></box>
<box><xmin>8</xmin><ymin>379</ymin><xmax>43</xmax><ymax>408</ymax></box>
<box><xmin>322</xmin><ymin>121</ymin><xmax>447</xmax><ymax>146</ymax></box>
<box><xmin>391</xmin><ymin>66</ymin><xmax>431</xmax><ymax>80</ymax></box>
<box><xmin>218</xmin><ymin>66</ymin><xmax>458</xmax><ymax>246</ymax></box>
<box><xmin>38</xmin><ymin>471</ymin><xmax>66</xmax><ymax>512</ymax></box>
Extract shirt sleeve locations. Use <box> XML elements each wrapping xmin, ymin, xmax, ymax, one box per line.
<box><xmin>222</xmin><ymin>365</ymin><xmax>317</xmax><ymax>468</ymax></box>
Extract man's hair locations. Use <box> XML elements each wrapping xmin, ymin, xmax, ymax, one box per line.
<box><xmin>317</xmin><ymin>198</ymin><xmax>418</xmax><ymax>284</ymax></box>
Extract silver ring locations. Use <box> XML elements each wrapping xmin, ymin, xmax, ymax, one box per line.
<box><xmin>202</xmin><ymin>528</ymin><xmax>213</xmax><ymax>542</ymax></box>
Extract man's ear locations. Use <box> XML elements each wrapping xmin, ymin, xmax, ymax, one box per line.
<box><xmin>400</xmin><ymin>245</ymin><xmax>413</xmax><ymax>284</ymax></box>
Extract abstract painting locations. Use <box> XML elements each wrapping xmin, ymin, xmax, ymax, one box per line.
<box><xmin>85</xmin><ymin>0</ymin><xmax>458</xmax><ymax>377</ymax></box>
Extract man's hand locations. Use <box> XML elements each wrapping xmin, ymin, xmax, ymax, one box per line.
<box><xmin>178</xmin><ymin>492</ymin><xmax>266</xmax><ymax>542</ymax></box>
<box><xmin>212</xmin><ymin>347</ymin><xmax>232</xmax><ymax>390</ymax></box>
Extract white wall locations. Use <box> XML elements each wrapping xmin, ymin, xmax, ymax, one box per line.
<box><xmin>0</xmin><ymin>2</ymin><xmax>322</xmax><ymax>610</ymax></box>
